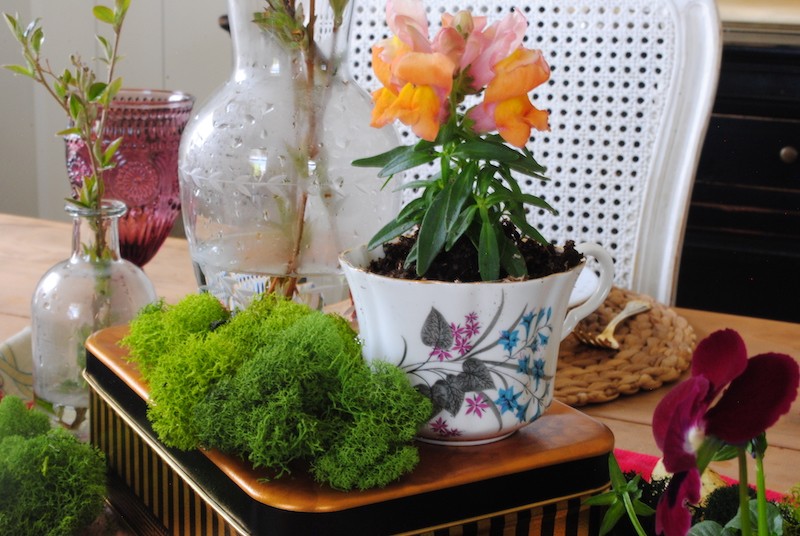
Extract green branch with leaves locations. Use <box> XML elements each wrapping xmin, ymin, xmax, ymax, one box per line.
<box><xmin>3</xmin><ymin>0</ymin><xmax>129</xmax><ymax>259</ymax></box>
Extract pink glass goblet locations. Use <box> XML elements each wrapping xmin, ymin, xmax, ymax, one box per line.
<box><xmin>65</xmin><ymin>88</ymin><xmax>195</xmax><ymax>267</ymax></box>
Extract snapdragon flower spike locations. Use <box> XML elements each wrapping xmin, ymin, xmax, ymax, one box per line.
<box><xmin>369</xmin><ymin>0</ymin><xmax>550</xmax><ymax>146</ymax></box>
<box><xmin>652</xmin><ymin>329</ymin><xmax>799</xmax><ymax>536</ymax></box>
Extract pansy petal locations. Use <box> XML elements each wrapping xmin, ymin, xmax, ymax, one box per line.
<box><xmin>655</xmin><ymin>468</ymin><xmax>701</xmax><ymax>536</ymax></box>
<box><xmin>691</xmin><ymin>329</ymin><xmax>748</xmax><ymax>398</ymax></box>
<box><xmin>706</xmin><ymin>352</ymin><xmax>799</xmax><ymax>444</ymax></box>
<box><xmin>652</xmin><ymin>376</ymin><xmax>710</xmax><ymax>473</ymax></box>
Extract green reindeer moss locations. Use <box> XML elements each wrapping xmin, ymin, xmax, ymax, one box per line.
<box><xmin>122</xmin><ymin>293</ymin><xmax>432</xmax><ymax>490</ymax></box>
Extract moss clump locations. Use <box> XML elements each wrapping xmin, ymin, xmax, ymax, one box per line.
<box><xmin>779</xmin><ymin>485</ymin><xmax>800</xmax><ymax>536</ymax></box>
<box><xmin>0</xmin><ymin>395</ymin><xmax>50</xmax><ymax>440</ymax></box>
<box><xmin>124</xmin><ymin>293</ymin><xmax>432</xmax><ymax>490</ymax></box>
<box><xmin>121</xmin><ymin>293</ymin><xmax>230</xmax><ymax>374</ymax></box>
<box><xmin>312</xmin><ymin>360</ymin><xmax>432</xmax><ymax>490</ymax></box>
<box><xmin>691</xmin><ymin>483</ymin><xmax>756</xmax><ymax>527</ymax></box>
<box><xmin>0</xmin><ymin>397</ymin><xmax>106</xmax><ymax>535</ymax></box>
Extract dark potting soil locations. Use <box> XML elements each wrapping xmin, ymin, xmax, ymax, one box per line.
<box><xmin>368</xmin><ymin>228</ymin><xmax>584</xmax><ymax>283</ymax></box>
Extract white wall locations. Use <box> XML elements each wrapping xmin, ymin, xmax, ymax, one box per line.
<box><xmin>0</xmin><ymin>0</ymin><xmax>231</xmax><ymax>222</ymax></box>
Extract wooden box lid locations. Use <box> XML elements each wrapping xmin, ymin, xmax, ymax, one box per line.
<box><xmin>86</xmin><ymin>326</ymin><xmax>614</xmax><ymax>514</ymax></box>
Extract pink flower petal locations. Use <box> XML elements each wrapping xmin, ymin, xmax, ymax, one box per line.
<box><xmin>386</xmin><ymin>0</ymin><xmax>432</xmax><ymax>52</ymax></box>
<box><xmin>655</xmin><ymin>468</ymin><xmax>701</xmax><ymax>536</ymax></box>
<box><xmin>652</xmin><ymin>377</ymin><xmax>710</xmax><ymax>473</ymax></box>
<box><xmin>706</xmin><ymin>352</ymin><xmax>799</xmax><ymax>444</ymax></box>
<box><xmin>691</xmin><ymin>329</ymin><xmax>748</xmax><ymax>398</ymax></box>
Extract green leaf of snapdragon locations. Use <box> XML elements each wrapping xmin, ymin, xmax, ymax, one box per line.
<box><xmin>367</xmin><ymin>218</ymin><xmax>417</xmax><ymax>251</ymax></box>
<box><xmin>452</xmin><ymin>139</ymin><xmax>524</xmax><ymax>163</ymax></box>
<box><xmin>380</xmin><ymin>148</ymin><xmax>438</xmax><ymax>178</ymax></box>
<box><xmin>478</xmin><ymin>210</ymin><xmax>500</xmax><ymax>281</ymax></box>
<box><xmin>445</xmin><ymin>205</ymin><xmax>478</xmax><ymax>251</ymax></box>
<box><xmin>508</xmin><ymin>212</ymin><xmax>548</xmax><ymax>245</ymax></box>
<box><xmin>498</xmin><ymin>235</ymin><xmax>527</xmax><ymax>277</ymax></box>
<box><xmin>415</xmin><ymin>188</ymin><xmax>450</xmax><ymax>276</ymax></box>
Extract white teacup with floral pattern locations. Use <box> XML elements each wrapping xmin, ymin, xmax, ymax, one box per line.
<box><xmin>339</xmin><ymin>243</ymin><xmax>613</xmax><ymax>445</ymax></box>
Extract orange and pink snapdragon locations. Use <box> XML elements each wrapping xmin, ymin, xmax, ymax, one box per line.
<box><xmin>369</xmin><ymin>0</ymin><xmax>550</xmax><ymax>147</ymax></box>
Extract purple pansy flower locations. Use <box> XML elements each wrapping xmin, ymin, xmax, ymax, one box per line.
<box><xmin>652</xmin><ymin>329</ymin><xmax>799</xmax><ymax>535</ymax></box>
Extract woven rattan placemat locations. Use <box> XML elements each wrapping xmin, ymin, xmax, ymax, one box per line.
<box><xmin>555</xmin><ymin>287</ymin><xmax>696</xmax><ymax>407</ymax></box>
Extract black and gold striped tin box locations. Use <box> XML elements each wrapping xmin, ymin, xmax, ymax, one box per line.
<box><xmin>85</xmin><ymin>326</ymin><xmax>613</xmax><ymax>536</ymax></box>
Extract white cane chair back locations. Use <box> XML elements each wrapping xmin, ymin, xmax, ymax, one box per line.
<box><xmin>347</xmin><ymin>0</ymin><xmax>721</xmax><ymax>304</ymax></box>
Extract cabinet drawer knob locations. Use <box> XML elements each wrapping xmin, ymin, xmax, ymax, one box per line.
<box><xmin>780</xmin><ymin>146</ymin><xmax>798</xmax><ymax>164</ymax></box>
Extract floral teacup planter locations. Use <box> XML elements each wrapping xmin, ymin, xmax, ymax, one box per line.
<box><xmin>340</xmin><ymin>243</ymin><xmax>614</xmax><ymax>445</ymax></box>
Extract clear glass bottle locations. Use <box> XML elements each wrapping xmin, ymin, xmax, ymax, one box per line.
<box><xmin>31</xmin><ymin>199</ymin><xmax>157</xmax><ymax>439</ymax></box>
<box><xmin>65</xmin><ymin>89</ymin><xmax>195</xmax><ymax>267</ymax></box>
<box><xmin>178</xmin><ymin>0</ymin><xmax>400</xmax><ymax>310</ymax></box>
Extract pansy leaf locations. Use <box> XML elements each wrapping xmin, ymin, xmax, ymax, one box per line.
<box><xmin>711</xmin><ymin>444</ymin><xmax>739</xmax><ymax>462</ymax></box>
<box><xmin>686</xmin><ymin>520</ymin><xmax>726</xmax><ymax>535</ymax></box>
<box><xmin>420</xmin><ymin>308</ymin><xmax>453</xmax><ymax>349</ymax></box>
<box><xmin>599</xmin><ymin>501</ymin><xmax>626</xmax><ymax>536</ymax></box>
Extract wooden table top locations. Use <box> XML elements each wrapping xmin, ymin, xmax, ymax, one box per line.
<box><xmin>2</xmin><ymin>212</ymin><xmax>799</xmax><ymax>495</ymax></box>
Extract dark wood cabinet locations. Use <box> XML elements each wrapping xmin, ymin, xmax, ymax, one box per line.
<box><xmin>676</xmin><ymin>43</ymin><xmax>800</xmax><ymax>322</ymax></box>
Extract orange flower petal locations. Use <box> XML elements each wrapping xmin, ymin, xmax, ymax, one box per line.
<box><xmin>386</xmin><ymin>83</ymin><xmax>442</xmax><ymax>141</ymax></box>
<box><xmin>485</xmin><ymin>48</ymin><xmax>550</xmax><ymax>103</ymax></box>
<box><xmin>394</xmin><ymin>52</ymin><xmax>455</xmax><ymax>95</ymax></box>
<box><xmin>371</xmin><ymin>45</ymin><xmax>393</xmax><ymax>90</ymax></box>
<box><xmin>494</xmin><ymin>96</ymin><xmax>550</xmax><ymax>147</ymax></box>
<box><xmin>370</xmin><ymin>88</ymin><xmax>399</xmax><ymax>128</ymax></box>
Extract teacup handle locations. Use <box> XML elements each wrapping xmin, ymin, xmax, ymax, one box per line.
<box><xmin>561</xmin><ymin>242</ymin><xmax>614</xmax><ymax>340</ymax></box>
